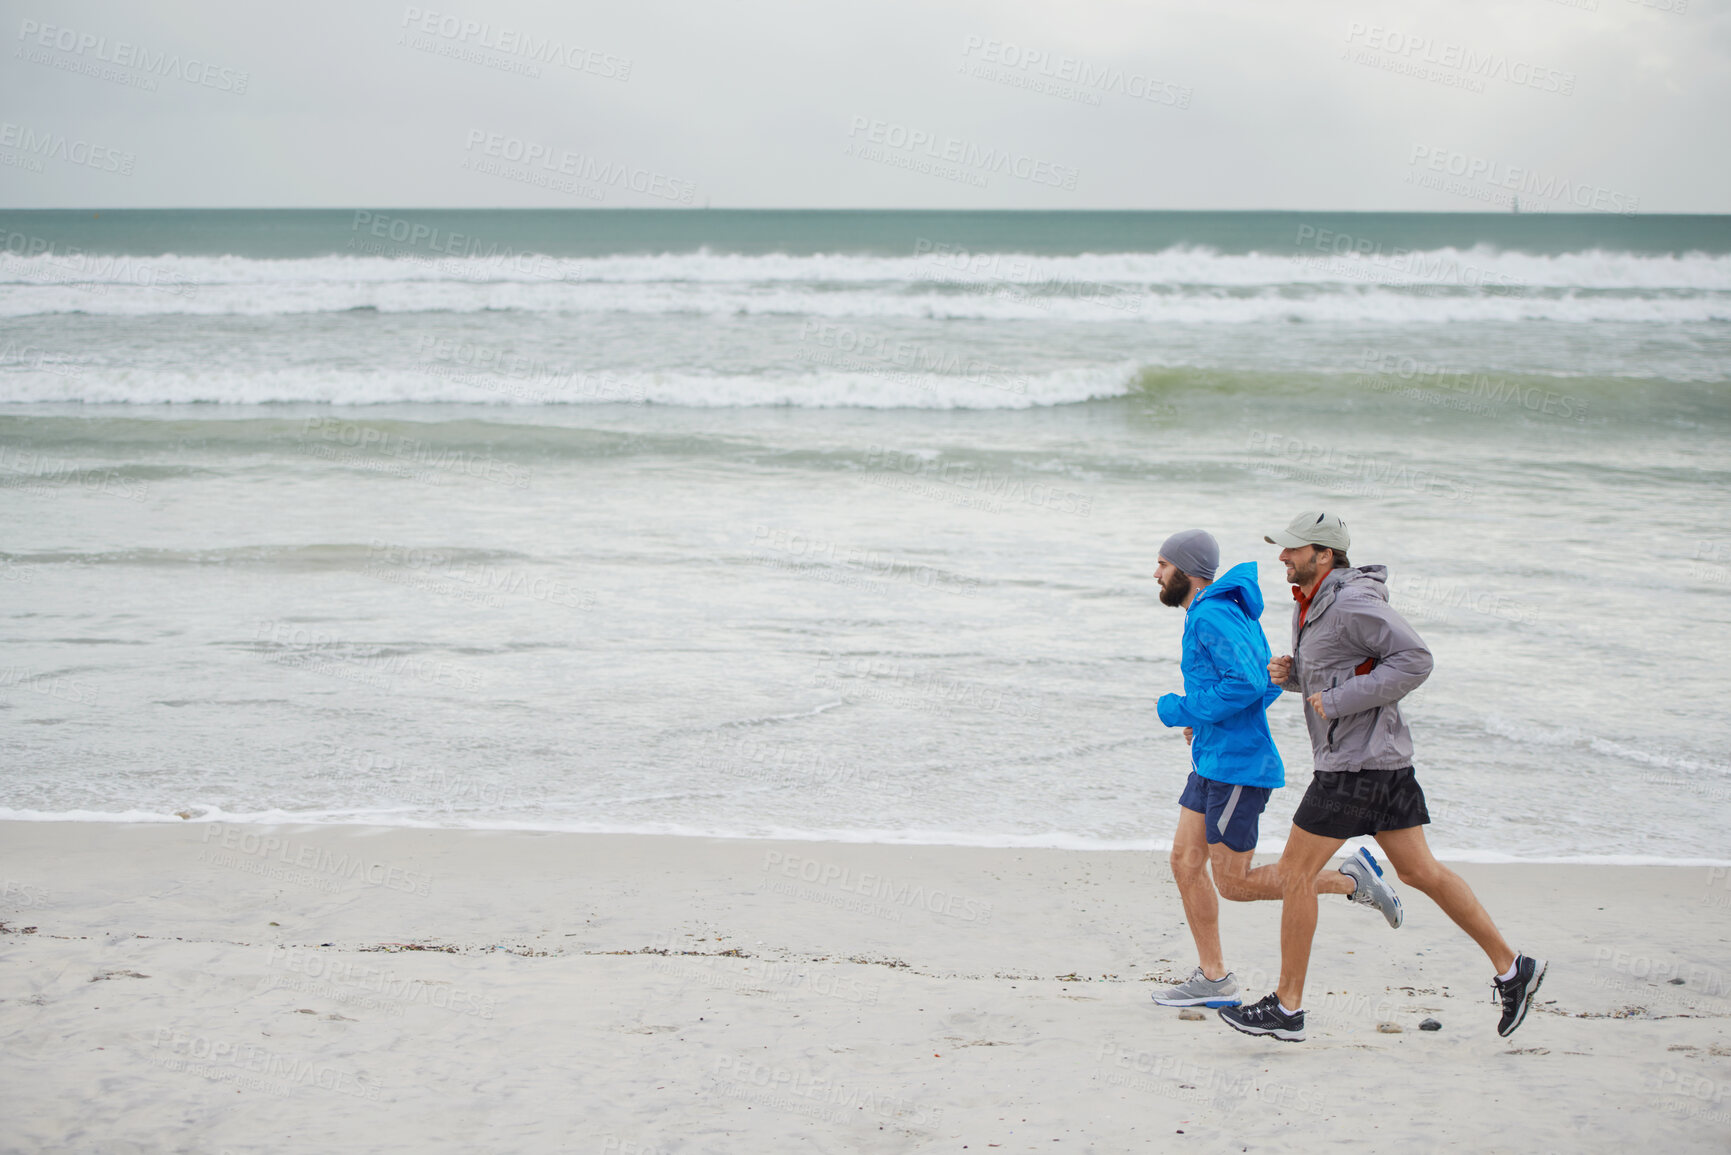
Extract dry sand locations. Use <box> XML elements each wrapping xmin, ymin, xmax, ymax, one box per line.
<box><xmin>2</xmin><ymin>820</ymin><xmax>1728</xmax><ymax>1153</ymax></box>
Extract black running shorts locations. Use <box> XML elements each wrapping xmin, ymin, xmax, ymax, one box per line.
<box><xmin>1291</xmin><ymin>767</ymin><xmax>1430</xmax><ymax>839</ymax></box>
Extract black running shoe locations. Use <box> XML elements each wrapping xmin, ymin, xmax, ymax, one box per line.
<box><xmin>1493</xmin><ymin>953</ymin><xmax>1547</xmax><ymax>1038</ymax></box>
<box><xmin>1217</xmin><ymin>993</ymin><xmax>1305</xmax><ymax>1042</ymax></box>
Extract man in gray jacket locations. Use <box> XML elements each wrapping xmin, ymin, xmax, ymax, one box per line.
<box><xmin>1217</xmin><ymin>511</ymin><xmax>1546</xmax><ymax>1042</ymax></box>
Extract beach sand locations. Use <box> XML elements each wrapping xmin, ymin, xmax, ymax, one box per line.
<box><xmin>2</xmin><ymin>820</ymin><xmax>1727</xmax><ymax>1152</ymax></box>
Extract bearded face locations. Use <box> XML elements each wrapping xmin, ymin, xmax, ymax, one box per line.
<box><xmin>1283</xmin><ymin>546</ymin><xmax>1325</xmax><ymax>588</ymax></box>
<box><xmin>1158</xmin><ymin>568</ymin><xmax>1193</xmax><ymax>607</ymax></box>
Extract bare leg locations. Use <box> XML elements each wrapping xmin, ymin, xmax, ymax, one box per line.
<box><xmin>1374</xmin><ymin>825</ymin><xmax>1516</xmax><ymax>975</ymax></box>
<box><xmin>1211</xmin><ymin>843</ymin><xmax>1354</xmax><ymax>902</ymax></box>
<box><xmin>1275</xmin><ymin>825</ymin><xmax>1347</xmax><ymax>1012</ymax></box>
<box><xmin>1170</xmin><ymin>808</ymin><xmax>1225</xmax><ymax>979</ymax></box>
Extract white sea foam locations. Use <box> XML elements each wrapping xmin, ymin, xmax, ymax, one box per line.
<box><xmin>1</xmin><ymin>247</ymin><xmax>1727</xmax><ymax>321</ymax></box>
<box><xmin>1</xmin><ymin>807</ymin><xmax>1724</xmax><ymax>864</ymax></box>
<box><xmin>0</xmin><ymin>363</ymin><xmax>1140</xmax><ymax>408</ymax></box>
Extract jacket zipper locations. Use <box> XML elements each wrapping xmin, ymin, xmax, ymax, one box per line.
<box><xmin>1326</xmin><ymin>676</ymin><xmax>1339</xmax><ymax>750</ymax></box>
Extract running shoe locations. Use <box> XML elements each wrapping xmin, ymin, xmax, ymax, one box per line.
<box><xmin>1340</xmin><ymin>846</ymin><xmax>1404</xmax><ymax>928</ymax></box>
<box><xmin>1151</xmin><ymin>967</ymin><xmax>1240</xmax><ymax>1008</ymax></box>
<box><xmin>1493</xmin><ymin>953</ymin><xmax>1547</xmax><ymax>1037</ymax></box>
<box><xmin>1217</xmin><ymin>993</ymin><xmax>1305</xmax><ymax>1041</ymax></box>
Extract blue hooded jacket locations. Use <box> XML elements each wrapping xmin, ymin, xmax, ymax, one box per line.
<box><xmin>1156</xmin><ymin>561</ymin><xmax>1285</xmax><ymax>789</ymax></box>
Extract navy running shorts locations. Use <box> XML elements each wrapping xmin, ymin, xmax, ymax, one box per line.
<box><xmin>1179</xmin><ymin>771</ymin><xmax>1273</xmax><ymax>853</ymax></box>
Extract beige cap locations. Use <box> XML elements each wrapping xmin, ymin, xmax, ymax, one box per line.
<box><xmin>1265</xmin><ymin>511</ymin><xmax>1351</xmax><ymax>551</ymax></box>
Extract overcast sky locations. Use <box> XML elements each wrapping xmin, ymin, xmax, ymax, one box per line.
<box><xmin>2</xmin><ymin>0</ymin><xmax>1726</xmax><ymax>211</ymax></box>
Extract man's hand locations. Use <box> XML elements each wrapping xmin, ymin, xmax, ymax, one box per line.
<box><xmin>1183</xmin><ymin>727</ymin><xmax>1193</xmax><ymax>746</ymax></box>
<box><xmin>1269</xmin><ymin>655</ymin><xmax>1292</xmax><ymax>685</ymax></box>
<box><xmin>1306</xmin><ymin>692</ymin><xmax>1329</xmax><ymax>720</ymax></box>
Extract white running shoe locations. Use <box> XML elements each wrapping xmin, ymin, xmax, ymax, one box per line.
<box><xmin>1340</xmin><ymin>846</ymin><xmax>1404</xmax><ymax>928</ymax></box>
<box><xmin>1151</xmin><ymin>967</ymin><xmax>1241</xmax><ymax>1008</ymax></box>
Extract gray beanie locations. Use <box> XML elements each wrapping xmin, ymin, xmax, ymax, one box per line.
<box><xmin>1159</xmin><ymin>529</ymin><xmax>1219</xmax><ymax>582</ymax></box>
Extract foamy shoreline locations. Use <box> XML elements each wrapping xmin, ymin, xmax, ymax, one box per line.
<box><xmin>3</xmin><ymin>820</ymin><xmax>1728</xmax><ymax>1151</ymax></box>
<box><xmin>2</xmin><ymin>809</ymin><xmax>1727</xmax><ymax>866</ymax></box>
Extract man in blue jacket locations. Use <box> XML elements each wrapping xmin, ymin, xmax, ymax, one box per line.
<box><xmin>1150</xmin><ymin>529</ymin><xmax>1400</xmax><ymax>1009</ymax></box>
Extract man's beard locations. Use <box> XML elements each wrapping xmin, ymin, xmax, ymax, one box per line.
<box><xmin>1159</xmin><ymin>571</ymin><xmax>1192</xmax><ymax>607</ymax></box>
<box><xmin>1287</xmin><ymin>553</ymin><xmax>1319</xmax><ymax>588</ymax></box>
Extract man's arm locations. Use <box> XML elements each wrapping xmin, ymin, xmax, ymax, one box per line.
<box><xmin>1162</xmin><ymin>620</ymin><xmax>1269</xmax><ymax>724</ymax></box>
<box><xmin>1318</xmin><ymin>599</ymin><xmax>1433</xmax><ymax>718</ymax></box>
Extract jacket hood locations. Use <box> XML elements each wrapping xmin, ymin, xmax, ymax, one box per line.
<box><xmin>1195</xmin><ymin>561</ymin><xmax>1266</xmax><ymax>619</ymax></box>
<box><xmin>1331</xmin><ymin>564</ymin><xmax>1390</xmax><ymax>603</ymax></box>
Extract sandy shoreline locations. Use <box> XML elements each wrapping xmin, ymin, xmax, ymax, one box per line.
<box><xmin>2</xmin><ymin>820</ymin><xmax>1728</xmax><ymax>1152</ymax></box>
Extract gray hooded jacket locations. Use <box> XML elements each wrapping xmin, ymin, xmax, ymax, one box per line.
<box><xmin>1280</xmin><ymin>565</ymin><xmax>1432</xmax><ymax>774</ymax></box>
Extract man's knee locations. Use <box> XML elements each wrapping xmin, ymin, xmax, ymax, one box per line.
<box><xmin>1170</xmin><ymin>847</ymin><xmax>1208</xmax><ymax>881</ymax></box>
<box><xmin>1216</xmin><ymin>874</ymin><xmax>1256</xmax><ymax>902</ymax></box>
<box><xmin>1394</xmin><ymin>859</ymin><xmax>1451</xmax><ymax>894</ymax></box>
<box><xmin>1279</xmin><ymin>865</ymin><xmax>1315</xmax><ymax>896</ymax></box>
<box><xmin>1208</xmin><ymin>846</ymin><xmax>1256</xmax><ymax>900</ymax></box>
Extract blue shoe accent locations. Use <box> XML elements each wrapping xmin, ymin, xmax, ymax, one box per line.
<box><xmin>1341</xmin><ymin>846</ymin><xmax>1404</xmax><ymax>928</ymax></box>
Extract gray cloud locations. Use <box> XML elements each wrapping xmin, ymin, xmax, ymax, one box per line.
<box><xmin>0</xmin><ymin>0</ymin><xmax>1723</xmax><ymax>210</ymax></box>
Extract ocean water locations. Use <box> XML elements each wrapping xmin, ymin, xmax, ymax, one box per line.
<box><xmin>2</xmin><ymin>209</ymin><xmax>1728</xmax><ymax>862</ymax></box>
